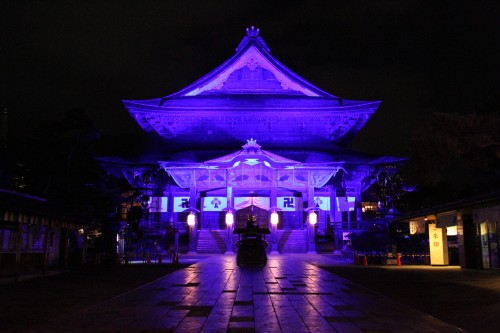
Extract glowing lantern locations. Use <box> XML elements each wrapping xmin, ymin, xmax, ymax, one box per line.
<box><xmin>271</xmin><ymin>212</ymin><xmax>279</xmax><ymax>226</ymax></box>
<box><xmin>225</xmin><ymin>211</ymin><xmax>234</xmax><ymax>226</ymax></box>
<box><xmin>187</xmin><ymin>212</ymin><xmax>196</xmax><ymax>226</ymax></box>
<box><xmin>309</xmin><ymin>211</ymin><xmax>317</xmax><ymax>225</ymax></box>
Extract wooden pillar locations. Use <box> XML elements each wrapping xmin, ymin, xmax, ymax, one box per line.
<box><xmin>330</xmin><ymin>185</ymin><xmax>341</xmax><ymax>253</ymax></box>
<box><xmin>355</xmin><ymin>186</ymin><xmax>363</xmax><ymax>222</ymax></box>
<box><xmin>227</xmin><ymin>186</ymin><xmax>234</xmax><ymax>209</ymax></box>
<box><xmin>307</xmin><ymin>185</ymin><xmax>314</xmax><ymax>209</ymax></box>
<box><xmin>63</xmin><ymin>230</ymin><xmax>70</xmax><ymax>271</ymax></box>
<box><xmin>227</xmin><ymin>186</ymin><xmax>233</xmax><ymax>232</ymax></box>
<box><xmin>188</xmin><ymin>179</ymin><xmax>198</xmax><ymax>253</ymax></box>
<box><xmin>14</xmin><ymin>220</ymin><xmax>22</xmax><ymax>281</ymax></box>
<box><xmin>42</xmin><ymin>226</ymin><xmax>50</xmax><ymax>274</ymax></box>
<box><xmin>226</xmin><ymin>185</ymin><xmax>234</xmax><ymax>252</ymax></box>
<box><xmin>167</xmin><ymin>185</ymin><xmax>174</xmax><ymax>227</ymax></box>
<box><xmin>270</xmin><ymin>169</ymin><xmax>277</xmax><ymax>209</ymax></box>
<box><xmin>190</xmin><ymin>186</ymin><xmax>197</xmax><ymax>227</ymax></box>
<box><xmin>307</xmin><ymin>211</ymin><xmax>317</xmax><ymax>254</ymax></box>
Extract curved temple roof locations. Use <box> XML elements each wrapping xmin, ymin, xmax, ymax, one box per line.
<box><xmin>123</xmin><ymin>27</ymin><xmax>381</xmax><ymax>149</ymax></box>
<box><xmin>168</xmin><ymin>26</ymin><xmax>336</xmax><ymax>98</ymax></box>
<box><xmin>159</xmin><ymin>139</ymin><xmax>345</xmax><ymax>190</ymax></box>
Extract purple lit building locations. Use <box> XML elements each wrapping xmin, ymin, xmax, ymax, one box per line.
<box><xmin>106</xmin><ymin>27</ymin><xmax>405</xmax><ymax>256</ymax></box>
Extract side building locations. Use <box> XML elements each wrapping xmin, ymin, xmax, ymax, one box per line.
<box><xmin>392</xmin><ymin>192</ymin><xmax>500</xmax><ymax>269</ymax></box>
<box><xmin>0</xmin><ymin>189</ymin><xmax>86</xmax><ymax>280</ymax></box>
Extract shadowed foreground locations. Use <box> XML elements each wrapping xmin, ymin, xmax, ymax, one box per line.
<box><xmin>2</xmin><ymin>255</ymin><xmax>499</xmax><ymax>332</ymax></box>
<box><xmin>1</xmin><ymin>255</ymin><xmax>469</xmax><ymax>333</ymax></box>
<box><xmin>319</xmin><ymin>263</ymin><xmax>500</xmax><ymax>333</ymax></box>
<box><xmin>0</xmin><ymin>264</ymin><xmax>189</xmax><ymax>332</ymax></box>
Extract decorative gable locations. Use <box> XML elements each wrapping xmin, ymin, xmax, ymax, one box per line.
<box><xmin>160</xmin><ymin>139</ymin><xmax>343</xmax><ymax>189</ymax></box>
<box><xmin>183</xmin><ymin>45</ymin><xmax>319</xmax><ymax>97</ymax></box>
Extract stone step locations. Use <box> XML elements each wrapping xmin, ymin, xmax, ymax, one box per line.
<box><xmin>195</xmin><ymin>229</ymin><xmax>308</xmax><ymax>254</ymax></box>
<box><xmin>196</xmin><ymin>230</ymin><xmax>227</xmax><ymax>253</ymax></box>
<box><xmin>277</xmin><ymin>230</ymin><xmax>308</xmax><ymax>253</ymax></box>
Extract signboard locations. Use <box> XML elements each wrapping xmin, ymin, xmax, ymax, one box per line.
<box><xmin>428</xmin><ymin>224</ymin><xmax>449</xmax><ymax>265</ymax></box>
<box><xmin>148</xmin><ymin>197</ymin><xmax>168</xmax><ymax>213</ymax></box>
<box><xmin>277</xmin><ymin>197</ymin><xmax>298</xmax><ymax>211</ymax></box>
<box><xmin>447</xmin><ymin>225</ymin><xmax>458</xmax><ymax>236</ymax></box>
<box><xmin>173</xmin><ymin>197</ymin><xmax>190</xmax><ymax>212</ymax></box>
<box><xmin>336</xmin><ymin>196</ymin><xmax>355</xmax><ymax>211</ymax></box>
<box><xmin>202</xmin><ymin>197</ymin><xmax>228</xmax><ymax>211</ymax></box>
<box><xmin>313</xmin><ymin>196</ymin><xmax>330</xmax><ymax>210</ymax></box>
<box><xmin>480</xmin><ymin>222</ymin><xmax>490</xmax><ymax>269</ymax></box>
<box><xmin>234</xmin><ymin>197</ymin><xmax>270</xmax><ymax>210</ymax></box>
<box><xmin>409</xmin><ymin>218</ymin><xmax>426</xmax><ymax>234</ymax></box>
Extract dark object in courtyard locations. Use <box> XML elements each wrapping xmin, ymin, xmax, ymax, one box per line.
<box><xmin>234</xmin><ymin>216</ymin><xmax>270</xmax><ymax>266</ymax></box>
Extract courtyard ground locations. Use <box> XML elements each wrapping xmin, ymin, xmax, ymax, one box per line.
<box><xmin>1</xmin><ymin>256</ymin><xmax>500</xmax><ymax>332</ymax></box>
<box><xmin>0</xmin><ymin>263</ymin><xmax>189</xmax><ymax>332</ymax></box>
<box><xmin>319</xmin><ymin>259</ymin><xmax>500</xmax><ymax>333</ymax></box>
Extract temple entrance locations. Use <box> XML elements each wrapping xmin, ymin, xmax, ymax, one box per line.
<box><xmin>202</xmin><ymin>212</ymin><xmax>226</xmax><ymax>230</ymax></box>
<box><xmin>236</xmin><ymin>205</ymin><xmax>269</xmax><ymax>229</ymax></box>
<box><xmin>282</xmin><ymin>211</ymin><xmax>304</xmax><ymax>230</ymax></box>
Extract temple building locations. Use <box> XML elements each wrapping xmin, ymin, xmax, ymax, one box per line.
<box><xmin>103</xmin><ymin>27</ymin><xmax>405</xmax><ymax>257</ymax></box>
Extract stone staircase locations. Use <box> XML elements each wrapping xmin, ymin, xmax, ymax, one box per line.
<box><xmin>195</xmin><ymin>230</ymin><xmax>227</xmax><ymax>253</ymax></box>
<box><xmin>277</xmin><ymin>230</ymin><xmax>308</xmax><ymax>253</ymax></box>
<box><xmin>195</xmin><ymin>229</ymin><xmax>308</xmax><ymax>254</ymax></box>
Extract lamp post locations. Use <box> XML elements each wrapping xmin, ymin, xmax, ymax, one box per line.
<box><xmin>270</xmin><ymin>210</ymin><xmax>279</xmax><ymax>254</ymax></box>
<box><xmin>305</xmin><ymin>207</ymin><xmax>319</xmax><ymax>254</ymax></box>
<box><xmin>187</xmin><ymin>212</ymin><xmax>195</xmax><ymax>254</ymax></box>
<box><xmin>184</xmin><ymin>208</ymin><xmax>199</xmax><ymax>254</ymax></box>
<box><xmin>225</xmin><ymin>209</ymin><xmax>234</xmax><ymax>254</ymax></box>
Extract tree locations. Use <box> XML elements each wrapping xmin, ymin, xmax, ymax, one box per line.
<box><xmin>405</xmin><ymin>112</ymin><xmax>500</xmax><ymax>207</ymax></box>
<box><xmin>9</xmin><ymin>108</ymin><xmax>122</xmax><ymax>228</ymax></box>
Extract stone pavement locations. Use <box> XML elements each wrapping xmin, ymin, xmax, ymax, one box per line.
<box><xmin>26</xmin><ymin>254</ymin><xmax>466</xmax><ymax>333</ymax></box>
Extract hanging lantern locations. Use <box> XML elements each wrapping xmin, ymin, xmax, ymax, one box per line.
<box><xmin>271</xmin><ymin>211</ymin><xmax>279</xmax><ymax>226</ymax></box>
<box><xmin>225</xmin><ymin>211</ymin><xmax>234</xmax><ymax>226</ymax></box>
<box><xmin>187</xmin><ymin>212</ymin><xmax>196</xmax><ymax>226</ymax></box>
<box><xmin>309</xmin><ymin>211</ymin><xmax>317</xmax><ymax>225</ymax></box>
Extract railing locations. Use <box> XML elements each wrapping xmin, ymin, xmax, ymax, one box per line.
<box><xmin>342</xmin><ymin>251</ymin><xmax>431</xmax><ymax>265</ymax></box>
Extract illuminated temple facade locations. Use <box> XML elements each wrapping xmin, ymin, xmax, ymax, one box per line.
<box><xmin>108</xmin><ymin>27</ymin><xmax>404</xmax><ymax>255</ymax></box>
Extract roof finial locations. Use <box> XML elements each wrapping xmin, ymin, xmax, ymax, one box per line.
<box><xmin>236</xmin><ymin>26</ymin><xmax>269</xmax><ymax>52</ymax></box>
<box><xmin>246</xmin><ymin>26</ymin><xmax>260</xmax><ymax>37</ymax></box>
<box><xmin>242</xmin><ymin>138</ymin><xmax>261</xmax><ymax>153</ymax></box>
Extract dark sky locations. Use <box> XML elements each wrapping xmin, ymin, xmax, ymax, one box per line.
<box><xmin>1</xmin><ymin>1</ymin><xmax>499</xmax><ymax>156</ymax></box>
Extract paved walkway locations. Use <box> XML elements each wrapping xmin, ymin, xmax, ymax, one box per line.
<box><xmin>27</xmin><ymin>254</ymin><xmax>465</xmax><ymax>333</ymax></box>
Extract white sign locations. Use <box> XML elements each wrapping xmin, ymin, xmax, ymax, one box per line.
<box><xmin>173</xmin><ymin>197</ymin><xmax>190</xmax><ymax>212</ymax></box>
<box><xmin>480</xmin><ymin>222</ymin><xmax>490</xmax><ymax>269</ymax></box>
<box><xmin>148</xmin><ymin>197</ymin><xmax>168</xmax><ymax>213</ymax></box>
<box><xmin>429</xmin><ymin>224</ymin><xmax>449</xmax><ymax>265</ymax></box>
<box><xmin>234</xmin><ymin>197</ymin><xmax>270</xmax><ymax>210</ymax></box>
<box><xmin>313</xmin><ymin>196</ymin><xmax>330</xmax><ymax>210</ymax></box>
<box><xmin>277</xmin><ymin>197</ymin><xmax>298</xmax><ymax>211</ymax></box>
<box><xmin>336</xmin><ymin>196</ymin><xmax>355</xmax><ymax>211</ymax></box>
<box><xmin>203</xmin><ymin>197</ymin><xmax>227</xmax><ymax>211</ymax></box>
<box><xmin>409</xmin><ymin>219</ymin><xmax>426</xmax><ymax>234</ymax></box>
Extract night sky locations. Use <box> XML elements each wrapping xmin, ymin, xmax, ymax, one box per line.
<box><xmin>1</xmin><ymin>1</ymin><xmax>499</xmax><ymax>156</ymax></box>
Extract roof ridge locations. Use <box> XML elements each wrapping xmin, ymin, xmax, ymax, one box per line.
<box><xmin>164</xmin><ymin>27</ymin><xmax>338</xmax><ymax>99</ymax></box>
<box><xmin>235</xmin><ymin>26</ymin><xmax>270</xmax><ymax>52</ymax></box>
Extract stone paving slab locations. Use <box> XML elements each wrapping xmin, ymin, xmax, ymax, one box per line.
<box><xmin>26</xmin><ymin>254</ymin><xmax>466</xmax><ymax>333</ymax></box>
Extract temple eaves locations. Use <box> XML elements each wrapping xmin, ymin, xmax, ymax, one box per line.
<box><xmin>122</xmin><ymin>27</ymin><xmax>382</xmax><ymax>149</ymax></box>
